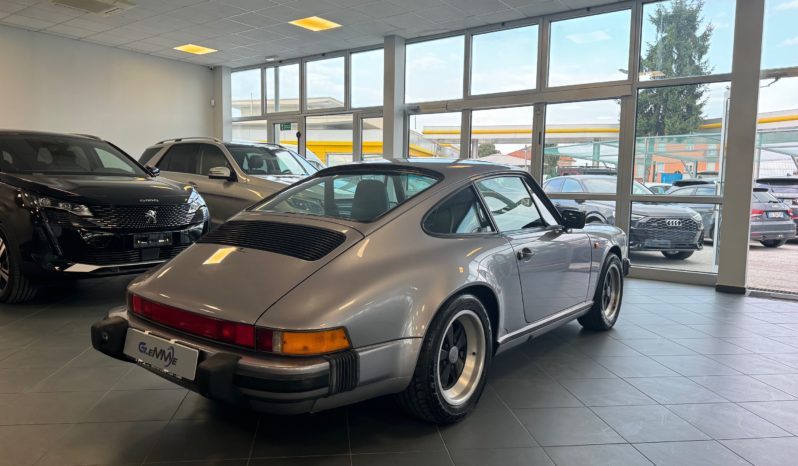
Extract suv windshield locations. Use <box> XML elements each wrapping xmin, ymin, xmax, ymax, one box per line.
<box><xmin>253</xmin><ymin>171</ymin><xmax>439</xmax><ymax>222</ymax></box>
<box><xmin>226</xmin><ymin>145</ymin><xmax>315</xmax><ymax>176</ymax></box>
<box><xmin>0</xmin><ymin>135</ymin><xmax>146</xmax><ymax>176</ymax></box>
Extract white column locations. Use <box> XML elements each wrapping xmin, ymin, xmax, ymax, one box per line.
<box><xmin>716</xmin><ymin>0</ymin><xmax>766</xmax><ymax>293</ymax></box>
<box><xmin>212</xmin><ymin>65</ymin><xmax>231</xmax><ymax>142</ymax></box>
<box><xmin>383</xmin><ymin>35</ymin><xmax>406</xmax><ymax>159</ymax></box>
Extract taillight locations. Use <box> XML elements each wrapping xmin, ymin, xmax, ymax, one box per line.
<box><xmin>130</xmin><ymin>294</ymin><xmax>255</xmax><ymax>348</ymax></box>
<box><xmin>255</xmin><ymin>327</ymin><xmax>351</xmax><ymax>355</ymax></box>
<box><xmin>751</xmin><ymin>209</ymin><xmax>764</xmax><ymax>217</ymax></box>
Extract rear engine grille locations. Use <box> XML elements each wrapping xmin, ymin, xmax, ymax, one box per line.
<box><xmin>88</xmin><ymin>205</ymin><xmax>197</xmax><ymax>230</ymax></box>
<box><xmin>66</xmin><ymin>244</ymin><xmax>189</xmax><ymax>265</ymax></box>
<box><xmin>198</xmin><ymin>220</ymin><xmax>346</xmax><ymax>261</ymax></box>
<box><xmin>634</xmin><ymin>217</ymin><xmax>701</xmax><ymax>243</ymax></box>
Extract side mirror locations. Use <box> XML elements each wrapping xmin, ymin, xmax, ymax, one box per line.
<box><xmin>560</xmin><ymin>208</ymin><xmax>586</xmax><ymax>230</ymax></box>
<box><xmin>208</xmin><ymin>166</ymin><xmax>233</xmax><ymax>180</ymax></box>
<box><xmin>146</xmin><ymin>165</ymin><xmax>160</xmax><ymax>177</ymax></box>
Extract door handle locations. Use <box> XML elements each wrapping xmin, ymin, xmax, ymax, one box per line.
<box><xmin>516</xmin><ymin>247</ymin><xmax>535</xmax><ymax>261</ymax></box>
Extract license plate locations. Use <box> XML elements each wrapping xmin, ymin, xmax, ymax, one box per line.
<box><xmin>767</xmin><ymin>211</ymin><xmax>786</xmax><ymax>219</ymax></box>
<box><xmin>123</xmin><ymin>328</ymin><xmax>199</xmax><ymax>381</ymax></box>
<box><xmin>133</xmin><ymin>232</ymin><xmax>173</xmax><ymax>248</ymax></box>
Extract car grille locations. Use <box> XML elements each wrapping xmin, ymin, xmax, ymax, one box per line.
<box><xmin>65</xmin><ymin>244</ymin><xmax>190</xmax><ymax>266</ymax></box>
<box><xmin>198</xmin><ymin>220</ymin><xmax>346</xmax><ymax>261</ymax></box>
<box><xmin>88</xmin><ymin>205</ymin><xmax>196</xmax><ymax>230</ymax></box>
<box><xmin>632</xmin><ymin>217</ymin><xmax>702</xmax><ymax>246</ymax></box>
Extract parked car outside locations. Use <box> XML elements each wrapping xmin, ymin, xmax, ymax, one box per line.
<box><xmin>543</xmin><ymin>175</ymin><xmax>704</xmax><ymax>260</ymax></box>
<box><xmin>644</xmin><ymin>182</ymin><xmax>672</xmax><ymax>194</ymax></box>
<box><xmin>91</xmin><ymin>159</ymin><xmax>629</xmax><ymax>423</ymax></box>
<box><xmin>0</xmin><ymin>130</ymin><xmax>209</xmax><ymax>302</ymax></box>
<box><xmin>140</xmin><ymin>138</ymin><xmax>317</xmax><ymax>226</ymax></box>
<box><xmin>756</xmin><ymin>177</ymin><xmax>798</xmax><ymax>225</ymax></box>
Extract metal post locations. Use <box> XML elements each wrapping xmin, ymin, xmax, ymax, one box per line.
<box><xmin>212</xmin><ymin>66</ymin><xmax>231</xmax><ymax>142</ymax></box>
<box><xmin>383</xmin><ymin>35</ymin><xmax>406</xmax><ymax>159</ymax></box>
<box><xmin>716</xmin><ymin>0</ymin><xmax>766</xmax><ymax>294</ymax></box>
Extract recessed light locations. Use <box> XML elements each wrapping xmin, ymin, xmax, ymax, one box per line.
<box><xmin>264</xmin><ymin>55</ymin><xmax>278</xmax><ymax>62</ymax></box>
<box><xmin>173</xmin><ymin>44</ymin><xmax>218</xmax><ymax>55</ymax></box>
<box><xmin>289</xmin><ymin>16</ymin><xmax>341</xmax><ymax>32</ymax></box>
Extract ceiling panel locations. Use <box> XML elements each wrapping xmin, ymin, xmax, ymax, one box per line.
<box><xmin>0</xmin><ymin>0</ymin><xmax>624</xmax><ymax>68</ymax></box>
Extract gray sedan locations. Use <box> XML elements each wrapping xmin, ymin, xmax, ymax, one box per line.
<box><xmin>91</xmin><ymin>160</ymin><xmax>629</xmax><ymax>423</ymax></box>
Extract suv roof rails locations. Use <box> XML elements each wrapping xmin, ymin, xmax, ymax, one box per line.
<box><xmin>72</xmin><ymin>133</ymin><xmax>101</xmax><ymax>140</ymax></box>
<box><xmin>156</xmin><ymin>136</ymin><xmax>221</xmax><ymax>145</ymax></box>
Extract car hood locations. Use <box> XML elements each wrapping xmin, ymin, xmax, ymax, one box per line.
<box><xmin>127</xmin><ymin>212</ymin><xmax>364</xmax><ymax>325</ymax></box>
<box><xmin>1</xmin><ymin>173</ymin><xmax>191</xmax><ymax>205</ymax></box>
<box><xmin>632</xmin><ymin>202</ymin><xmax>698</xmax><ymax>218</ymax></box>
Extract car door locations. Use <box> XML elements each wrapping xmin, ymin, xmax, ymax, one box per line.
<box><xmin>475</xmin><ymin>175</ymin><xmax>591</xmax><ymax>324</ymax></box>
<box><xmin>193</xmin><ymin>144</ymin><xmax>257</xmax><ymax>226</ymax></box>
<box><xmin>155</xmin><ymin>143</ymin><xmax>202</xmax><ymax>187</ymax></box>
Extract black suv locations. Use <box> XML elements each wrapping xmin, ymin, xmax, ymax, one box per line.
<box><xmin>0</xmin><ymin>131</ymin><xmax>209</xmax><ymax>302</ymax></box>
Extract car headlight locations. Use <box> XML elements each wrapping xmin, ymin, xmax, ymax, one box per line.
<box><xmin>186</xmin><ymin>188</ymin><xmax>205</xmax><ymax>215</ymax></box>
<box><xmin>21</xmin><ymin>191</ymin><xmax>92</xmax><ymax>217</ymax></box>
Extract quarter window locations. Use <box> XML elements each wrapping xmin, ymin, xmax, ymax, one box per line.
<box><xmin>199</xmin><ymin>145</ymin><xmax>229</xmax><ymax>175</ymax></box>
<box><xmin>476</xmin><ymin>176</ymin><xmax>545</xmax><ymax>232</ymax></box>
<box><xmin>424</xmin><ymin>187</ymin><xmax>494</xmax><ymax>235</ymax></box>
<box><xmin>158</xmin><ymin>144</ymin><xmax>200</xmax><ymax>174</ymax></box>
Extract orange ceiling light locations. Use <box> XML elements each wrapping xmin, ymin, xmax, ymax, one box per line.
<box><xmin>289</xmin><ymin>16</ymin><xmax>342</xmax><ymax>31</ymax></box>
<box><xmin>173</xmin><ymin>44</ymin><xmax>218</xmax><ymax>55</ymax></box>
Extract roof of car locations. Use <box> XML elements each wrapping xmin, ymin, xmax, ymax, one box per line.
<box><xmin>757</xmin><ymin>177</ymin><xmax>798</xmax><ymax>183</ymax></box>
<box><xmin>0</xmin><ymin>130</ymin><xmax>102</xmax><ymax>140</ymax></box>
<box><xmin>545</xmin><ymin>174</ymin><xmax>616</xmax><ymax>180</ymax></box>
<box><xmin>316</xmin><ymin>158</ymin><xmax>522</xmax><ymax>183</ymax></box>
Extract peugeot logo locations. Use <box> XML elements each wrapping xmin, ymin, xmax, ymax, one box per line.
<box><xmin>144</xmin><ymin>209</ymin><xmax>158</xmax><ymax>225</ymax></box>
<box><xmin>665</xmin><ymin>219</ymin><xmax>682</xmax><ymax>227</ymax></box>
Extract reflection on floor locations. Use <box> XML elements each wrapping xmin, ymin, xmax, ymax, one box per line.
<box><xmin>0</xmin><ymin>277</ymin><xmax>797</xmax><ymax>465</ymax></box>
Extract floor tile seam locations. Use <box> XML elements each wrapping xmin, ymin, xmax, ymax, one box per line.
<box><xmin>486</xmin><ymin>384</ymin><xmax>556</xmax><ymax>465</ymax></box>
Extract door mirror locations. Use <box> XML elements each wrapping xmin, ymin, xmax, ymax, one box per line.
<box><xmin>560</xmin><ymin>208</ymin><xmax>586</xmax><ymax>230</ymax></box>
<box><xmin>208</xmin><ymin>166</ymin><xmax>233</xmax><ymax>180</ymax></box>
<box><xmin>146</xmin><ymin>165</ymin><xmax>160</xmax><ymax>177</ymax></box>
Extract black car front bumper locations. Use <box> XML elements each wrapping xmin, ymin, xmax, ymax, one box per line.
<box><xmin>91</xmin><ymin>315</ymin><xmax>360</xmax><ymax>413</ymax></box>
<box><xmin>629</xmin><ymin>217</ymin><xmax>704</xmax><ymax>252</ymax></box>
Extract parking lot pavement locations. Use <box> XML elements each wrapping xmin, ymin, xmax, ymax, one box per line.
<box><xmin>629</xmin><ymin>241</ymin><xmax>798</xmax><ymax>294</ymax></box>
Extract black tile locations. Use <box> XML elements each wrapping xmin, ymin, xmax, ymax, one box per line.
<box><xmin>449</xmin><ymin>447</ymin><xmax>553</xmax><ymax>466</ymax></box>
<box><xmin>146</xmin><ymin>418</ymin><xmax>258</xmax><ymax>462</ymax></box>
<box><xmin>651</xmin><ymin>355</ymin><xmax>740</xmax><ymax>376</ymax></box>
<box><xmin>635</xmin><ymin>440</ymin><xmax>749</xmax><ymax>466</ymax></box>
<box><xmin>666</xmin><ymin>403</ymin><xmax>790</xmax><ymax>439</ymax></box>
<box><xmin>32</xmin><ymin>365</ymin><xmax>130</xmax><ymax>392</ymax></box>
<box><xmin>0</xmin><ymin>391</ymin><xmax>100</xmax><ymax>425</ymax></box>
<box><xmin>753</xmin><ymin>373</ymin><xmax>798</xmax><ymax>397</ymax></box>
<box><xmin>722</xmin><ymin>437</ymin><xmax>798</xmax><ymax>466</ymax></box>
<box><xmin>707</xmin><ymin>354</ymin><xmax>796</xmax><ymax>375</ymax></box>
<box><xmin>490</xmin><ymin>376</ymin><xmax>582</xmax><ymax>409</ymax></box>
<box><xmin>559</xmin><ymin>378</ymin><xmax>656</xmax><ymax>407</ymax></box>
<box><xmin>625</xmin><ymin>377</ymin><xmax>727</xmax><ymax>404</ymax></box>
<box><xmin>0</xmin><ymin>367</ymin><xmax>57</xmax><ymax>393</ymax></box>
<box><xmin>593</xmin><ymin>405</ymin><xmax>709</xmax><ymax>443</ymax></box>
<box><xmin>351</xmin><ymin>451</ymin><xmax>452</xmax><ymax>466</ymax></box>
<box><xmin>739</xmin><ymin>400</ymin><xmax>798</xmax><ymax>435</ymax></box>
<box><xmin>595</xmin><ymin>356</ymin><xmax>679</xmax><ymax>378</ymax></box>
<box><xmin>113</xmin><ymin>365</ymin><xmax>184</xmax><ymax>390</ymax></box>
<box><xmin>348</xmin><ymin>399</ymin><xmax>445</xmax><ymax>454</ymax></box>
<box><xmin>172</xmin><ymin>391</ymin><xmax>259</xmax><ymax>422</ymax></box>
<box><xmin>251</xmin><ymin>409</ymin><xmax>349</xmax><ymax>457</ymax></box>
<box><xmin>545</xmin><ymin>444</ymin><xmax>652</xmax><ymax>466</ymax></box>
<box><xmin>84</xmin><ymin>388</ymin><xmax>187</xmax><ymax>422</ymax></box>
<box><xmin>0</xmin><ymin>424</ymin><xmax>71</xmax><ymax>466</ymax></box>
<box><xmin>515</xmin><ymin>407</ymin><xmax>624</xmax><ymax>446</ymax></box>
<box><xmin>250</xmin><ymin>456</ymin><xmax>350</xmax><ymax>466</ymax></box>
<box><xmin>690</xmin><ymin>375</ymin><xmax>795</xmax><ymax>402</ymax></box>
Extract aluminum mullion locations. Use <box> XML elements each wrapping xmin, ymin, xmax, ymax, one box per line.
<box><xmin>615</xmin><ymin>95</ymin><xmax>636</xmax><ymax>237</ymax></box>
<box><xmin>531</xmin><ymin>103</ymin><xmax>545</xmax><ymax>181</ymax></box>
<box><xmin>461</xmin><ymin>110</ymin><xmax>471</xmax><ymax>158</ymax></box>
<box><xmin>636</xmin><ymin>73</ymin><xmax>733</xmax><ymax>88</ymax></box>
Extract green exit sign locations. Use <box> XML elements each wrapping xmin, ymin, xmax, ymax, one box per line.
<box><xmin>280</xmin><ymin>123</ymin><xmax>292</xmax><ymax>131</ymax></box>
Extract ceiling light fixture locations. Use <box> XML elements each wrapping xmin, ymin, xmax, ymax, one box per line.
<box><xmin>264</xmin><ymin>55</ymin><xmax>278</xmax><ymax>62</ymax></box>
<box><xmin>173</xmin><ymin>44</ymin><xmax>218</xmax><ymax>55</ymax></box>
<box><xmin>289</xmin><ymin>16</ymin><xmax>341</xmax><ymax>32</ymax></box>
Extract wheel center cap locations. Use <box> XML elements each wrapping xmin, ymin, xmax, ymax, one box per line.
<box><xmin>448</xmin><ymin>346</ymin><xmax>459</xmax><ymax>364</ymax></box>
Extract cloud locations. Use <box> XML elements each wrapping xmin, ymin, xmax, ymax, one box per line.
<box><xmin>779</xmin><ymin>37</ymin><xmax>798</xmax><ymax>47</ymax></box>
<box><xmin>565</xmin><ymin>30</ymin><xmax>611</xmax><ymax>44</ymax></box>
<box><xmin>777</xmin><ymin>0</ymin><xmax>798</xmax><ymax>10</ymax></box>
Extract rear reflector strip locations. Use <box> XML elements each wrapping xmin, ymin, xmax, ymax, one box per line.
<box><xmin>130</xmin><ymin>294</ymin><xmax>255</xmax><ymax>348</ymax></box>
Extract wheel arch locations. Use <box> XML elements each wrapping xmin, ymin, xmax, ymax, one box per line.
<box><xmin>434</xmin><ymin>283</ymin><xmax>501</xmax><ymax>355</ymax></box>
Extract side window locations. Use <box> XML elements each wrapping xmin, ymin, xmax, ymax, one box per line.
<box><xmin>95</xmin><ymin>148</ymin><xmax>135</xmax><ymax>174</ymax></box>
<box><xmin>200</xmin><ymin>145</ymin><xmax>230</xmax><ymax>175</ymax></box>
<box><xmin>476</xmin><ymin>176</ymin><xmax>544</xmax><ymax>232</ymax></box>
<box><xmin>672</xmin><ymin>187</ymin><xmax>696</xmax><ymax>196</ymax></box>
<box><xmin>158</xmin><ymin>144</ymin><xmax>200</xmax><ymax>174</ymax></box>
<box><xmin>543</xmin><ymin>178</ymin><xmax>564</xmax><ymax>193</ymax></box>
<box><xmin>139</xmin><ymin>147</ymin><xmax>160</xmax><ymax>165</ymax></box>
<box><xmin>696</xmin><ymin>186</ymin><xmax>717</xmax><ymax>196</ymax></box>
<box><xmin>424</xmin><ymin>186</ymin><xmax>494</xmax><ymax>235</ymax></box>
<box><xmin>561</xmin><ymin>178</ymin><xmax>583</xmax><ymax>193</ymax></box>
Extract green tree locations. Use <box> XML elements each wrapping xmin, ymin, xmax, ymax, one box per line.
<box><xmin>637</xmin><ymin>0</ymin><xmax>712</xmax><ymax>136</ymax></box>
<box><xmin>477</xmin><ymin>142</ymin><xmax>497</xmax><ymax>157</ymax></box>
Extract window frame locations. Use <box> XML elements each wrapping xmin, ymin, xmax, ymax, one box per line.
<box><xmin>421</xmin><ymin>183</ymin><xmax>498</xmax><ymax>238</ymax></box>
<box><xmin>473</xmin><ymin>173</ymin><xmax>560</xmax><ymax>234</ymax></box>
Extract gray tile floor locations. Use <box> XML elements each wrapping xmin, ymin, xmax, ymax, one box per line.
<box><xmin>1</xmin><ymin>277</ymin><xmax>797</xmax><ymax>465</ymax></box>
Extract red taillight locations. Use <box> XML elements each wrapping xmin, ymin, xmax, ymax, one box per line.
<box><xmin>130</xmin><ymin>294</ymin><xmax>255</xmax><ymax>348</ymax></box>
<box><xmin>256</xmin><ymin>328</ymin><xmax>274</xmax><ymax>352</ymax></box>
<box><xmin>751</xmin><ymin>209</ymin><xmax>764</xmax><ymax>217</ymax></box>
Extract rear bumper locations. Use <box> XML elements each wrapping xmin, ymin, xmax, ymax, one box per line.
<box><xmin>91</xmin><ymin>310</ymin><xmax>419</xmax><ymax>414</ymax></box>
<box><xmin>750</xmin><ymin>221</ymin><xmax>796</xmax><ymax>241</ymax></box>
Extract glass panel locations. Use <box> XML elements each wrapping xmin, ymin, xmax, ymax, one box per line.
<box><xmin>639</xmin><ymin>0</ymin><xmax>735</xmax><ymax>81</ymax></box>
<box><xmin>471</xmin><ymin>106</ymin><xmax>534</xmax><ymax>169</ymax></box>
<box><xmin>548</xmin><ymin>9</ymin><xmax>631</xmax><ymax>87</ymax></box>
<box><xmin>408</xmin><ymin>112</ymin><xmax>462</xmax><ymax>158</ymax></box>
<box><xmin>476</xmin><ymin>176</ymin><xmax>545</xmax><ymax>231</ymax></box>
<box><xmin>471</xmin><ymin>25</ymin><xmax>538</xmax><ymax>95</ymax></box>
<box><xmin>351</xmin><ymin>49</ymin><xmax>384</xmax><ymax>108</ymax></box>
<box><xmin>306</xmin><ymin>114</ymin><xmax>353</xmax><ymax>167</ymax></box>
<box><xmin>756</xmin><ymin>76</ymin><xmax>798</xmax><ymax>180</ymax></box>
<box><xmin>306</xmin><ymin>56</ymin><xmax>345</xmax><ymax>110</ymax></box>
<box><xmin>361</xmin><ymin>117</ymin><xmax>384</xmax><ymax>160</ymax></box>
<box><xmin>266</xmin><ymin>64</ymin><xmax>300</xmax><ymax>113</ymax></box>
<box><xmin>634</xmin><ymin>82</ymin><xmax>729</xmax><ymax>193</ymax></box>
<box><xmin>424</xmin><ymin>186</ymin><xmax>494</xmax><ymax>234</ymax></box>
<box><xmin>231</xmin><ymin>68</ymin><xmax>261</xmax><ymax>117</ymax></box>
<box><xmin>763</xmin><ymin>0</ymin><xmax>798</xmax><ymax>70</ymax></box>
<box><xmin>629</xmin><ymin>201</ymin><xmax>719</xmax><ymax>273</ymax></box>
<box><xmin>273</xmin><ymin>122</ymin><xmax>298</xmax><ymax>147</ymax></box>
<box><xmin>543</xmin><ymin>100</ymin><xmax>622</xmax><ymax>189</ymax></box>
<box><xmin>232</xmin><ymin>120</ymin><xmax>268</xmax><ymax>142</ymax></box>
<box><xmin>405</xmin><ymin>36</ymin><xmax>465</xmax><ymax>103</ymax></box>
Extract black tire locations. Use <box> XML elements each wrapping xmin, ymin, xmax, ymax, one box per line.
<box><xmin>661</xmin><ymin>250</ymin><xmax>694</xmax><ymax>260</ymax></box>
<box><xmin>398</xmin><ymin>294</ymin><xmax>492</xmax><ymax>424</ymax></box>
<box><xmin>578</xmin><ymin>254</ymin><xmax>623</xmax><ymax>331</ymax></box>
<box><xmin>761</xmin><ymin>239</ymin><xmax>787</xmax><ymax>248</ymax></box>
<box><xmin>0</xmin><ymin>230</ymin><xmax>37</xmax><ymax>303</ymax></box>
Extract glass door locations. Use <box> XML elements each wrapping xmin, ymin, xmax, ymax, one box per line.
<box><xmin>270</xmin><ymin>120</ymin><xmax>300</xmax><ymax>150</ymax></box>
<box><xmin>360</xmin><ymin>115</ymin><xmax>383</xmax><ymax>161</ymax></box>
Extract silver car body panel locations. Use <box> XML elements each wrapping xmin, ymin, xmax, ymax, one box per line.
<box><xmin>112</xmin><ymin>159</ymin><xmax>628</xmax><ymax>412</ymax></box>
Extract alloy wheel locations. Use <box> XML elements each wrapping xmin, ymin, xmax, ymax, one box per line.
<box><xmin>436</xmin><ymin>309</ymin><xmax>486</xmax><ymax>406</ymax></box>
<box><xmin>602</xmin><ymin>263</ymin><xmax>621</xmax><ymax>321</ymax></box>
<box><xmin>0</xmin><ymin>237</ymin><xmax>10</xmax><ymax>293</ymax></box>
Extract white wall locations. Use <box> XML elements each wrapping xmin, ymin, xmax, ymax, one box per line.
<box><xmin>0</xmin><ymin>25</ymin><xmax>214</xmax><ymax>158</ymax></box>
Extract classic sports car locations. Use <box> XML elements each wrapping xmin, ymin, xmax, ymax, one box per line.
<box><xmin>91</xmin><ymin>160</ymin><xmax>629</xmax><ymax>423</ymax></box>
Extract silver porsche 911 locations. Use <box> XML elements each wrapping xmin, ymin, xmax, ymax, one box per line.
<box><xmin>91</xmin><ymin>159</ymin><xmax>629</xmax><ymax>423</ymax></box>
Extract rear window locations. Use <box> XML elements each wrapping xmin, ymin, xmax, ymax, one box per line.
<box><xmin>253</xmin><ymin>171</ymin><xmax>439</xmax><ymax>222</ymax></box>
<box><xmin>753</xmin><ymin>191</ymin><xmax>779</xmax><ymax>203</ymax></box>
<box><xmin>139</xmin><ymin>147</ymin><xmax>161</xmax><ymax>165</ymax></box>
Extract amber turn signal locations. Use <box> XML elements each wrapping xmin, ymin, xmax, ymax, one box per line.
<box><xmin>266</xmin><ymin>328</ymin><xmax>351</xmax><ymax>355</ymax></box>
